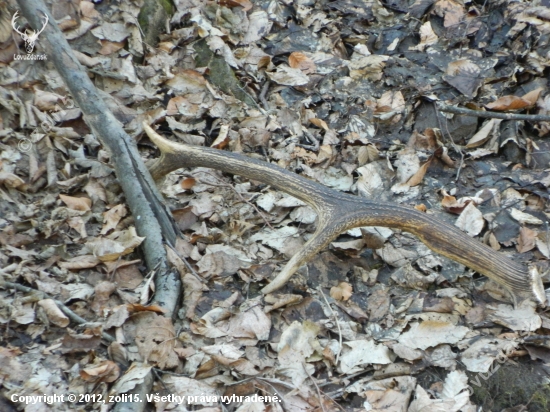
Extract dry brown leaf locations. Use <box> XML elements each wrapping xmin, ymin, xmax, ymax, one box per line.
<box><xmin>158</xmin><ymin>41</ymin><xmax>176</xmax><ymax>53</ymax></box>
<box><xmin>166</xmin><ymin>96</ymin><xmax>186</xmax><ymax>116</ymax></box>
<box><xmin>309</xmin><ymin>118</ymin><xmax>329</xmax><ymax>130</ymax></box>
<box><xmin>211</xmin><ymin>124</ymin><xmax>230</xmax><ymax>149</ymax></box>
<box><xmin>0</xmin><ymin>171</ymin><xmax>26</xmax><ymax>189</ymax></box>
<box><xmin>316</xmin><ymin>144</ymin><xmax>333</xmax><ymax>163</ymax></box>
<box><xmin>522</xmin><ymin>87</ymin><xmax>544</xmax><ymax>106</ymax></box>
<box><xmin>127</xmin><ymin>303</ymin><xmax>167</xmax><ymax>314</ymax></box>
<box><xmin>510</xmin><ymin>208</ymin><xmax>543</xmax><ymax>225</ymax></box>
<box><xmin>407</xmin><ymin>158</ymin><xmax>432</xmax><ymax>187</ymax></box>
<box><xmin>466</xmin><ymin>119</ymin><xmax>502</xmax><ymax>148</ymax></box>
<box><xmin>98</xmin><ymin>40</ymin><xmax>125</xmax><ymax>55</ymax></box>
<box><xmin>488</xmin><ymin>232</ymin><xmax>501</xmax><ymax>251</ymax></box>
<box><xmin>101</xmin><ymin>204</ymin><xmax>127</xmax><ymax>235</ymax></box>
<box><xmin>218</xmin><ymin>0</ymin><xmax>253</xmax><ymax>12</ymax></box>
<box><xmin>536</xmin><ymin>233</ymin><xmax>550</xmax><ymax>258</ymax></box>
<box><xmin>410</xmin><ymin>21</ymin><xmax>438</xmax><ymax>51</ymax></box>
<box><xmin>33</xmin><ymin>89</ymin><xmax>66</xmax><ymax>111</ymax></box>
<box><xmin>376</xmin><ymin>90</ymin><xmax>405</xmax><ymax>113</ymax></box>
<box><xmin>455</xmin><ymin>202</ymin><xmax>484</xmax><ymax>236</ymax></box>
<box><xmin>330</xmin><ymin>282</ymin><xmax>353</xmax><ymax>301</ymax></box>
<box><xmin>37</xmin><ymin>299</ymin><xmax>70</xmax><ymax>327</ymax></box>
<box><xmin>485</xmin><ymin>95</ymin><xmax>532</xmax><ymax>111</ymax></box>
<box><xmin>267</xmin><ymin>65</ymin><xmax>309</xmax><ymax>86</ymax></box>
<box><xmin>517</xmin><ymin>227</ymin><xmax>537</xmax><ymax>253</ymax></box>
<box><xmin>180</xmin><ymin>177</ymin><xmax>196</xmax><ymax>190</ymax></box>
<box><xmin>59</xmin><ymin>194</ymin><xmax>92</xmax><ymax>211</ymax></box>
<box><xmin>80</xmin><ymin>360</ymin><xmax>120</xmax><ymax>383</ymax></box>
<box><xmin>289</xmin><ymin>52</ymin><xmax>316</xmax><ymax>74</ymax></box>
<box><xmin>443</xmin><ymin>59</ymin><xmax>482</xmax><ymax>98</ymax></box>
<box><xmin>257</xmin><ymin>55</ymin><xmax>271</xmax><ymax>70</ymax></box>
<box><xmin>89</xmin><ymin>227</ymin><xmax>145</xmax><ymax>262</ymax></box>
<box><xmin>433</xmin><ymin>0</ymin><xmax>465</xmax><ymax>28</ymax></box>
<box><xmin>135</xmin><ymin>313</ymin><xmax>180</xmax><ymax>369</ymax></box>
<box><xmin>440</xmin><ymin>190</ymin><xmax>483</xmax><ymax>214</ymax></box>
<box><xmin>58</xmin><ymin>255</ymin><xmax>101</xmax><ymax>270</ymax></box>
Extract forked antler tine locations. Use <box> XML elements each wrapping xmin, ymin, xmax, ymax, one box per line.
<box><xmin>11</xmin><ymin>11</ymin><xmax>25</xmax><ymax>36</ymax></box>
<box><xmin>36</xmin><ymin>13</ymin><xmax>49</xmax><ymax>35</ymax></box>
<box><xmin>143</xmin><ymin>122</ymin><xmax>546</xmax><ymax>305</ymax></box>
<box><xmin>260</xmin><ymin>218</ymin><xmax>343</xmax><ymax>294</ymax></box>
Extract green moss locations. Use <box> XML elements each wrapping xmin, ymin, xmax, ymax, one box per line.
<box><xmin>194</xmin><ymin>39</ymin><xmax>258</xmax><ymax>108</ymax></box>
<box><xmin>138</xmin><ymin>0</ymin><xmax>172</xmax><ymax>47</ymax></box>
<box><xmin>468</xmin><ymin>361</ymin><xmax>550</xmax><ymax>411</ymax></box>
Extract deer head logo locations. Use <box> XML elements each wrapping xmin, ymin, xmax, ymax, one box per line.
<box><xmin>12</xmin><ymin>11</ymin><xmax>49</xmax><ymax>54</ymax></box>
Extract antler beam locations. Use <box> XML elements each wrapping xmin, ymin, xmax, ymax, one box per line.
<box><xmin>143</xmin><ymin>123</ymin><xmax>546</xmax><ymax>305</ymax></box>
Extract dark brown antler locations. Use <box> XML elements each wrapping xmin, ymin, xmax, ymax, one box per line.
<box><xmin>143</xmin><ymin>123</ymin><xmax>546</xmax><ymax>305</ymax></box>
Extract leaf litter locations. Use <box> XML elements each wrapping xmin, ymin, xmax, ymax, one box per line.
<box><xmin>1</xmin><ymin>0</ymin><xmax>550</xmax><ymax>410</ymax></box>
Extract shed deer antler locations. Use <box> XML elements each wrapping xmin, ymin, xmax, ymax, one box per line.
<box><xmin>12</xmin><ymin>11</ymin><xmax>49</xmax><ymax>54</ymax></box>
<box><xmin>143</xmin><ymin>123</ymin><xmax>546</xmax><ymax>305</ymax></box>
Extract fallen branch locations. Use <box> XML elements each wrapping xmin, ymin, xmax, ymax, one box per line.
<box><xmin>437</xmin><ymin>103</ymin><xmax>550</xmax><ymax>122</ymax></box>
<box><xmin>0</xmin><ymin>281</ymin><xmax>115</xmax><ymax>342</ymax></box>
<box><xmin>17</xmin><ymin>0</ymin><xmax>180</xmax><ymax>316</ymax></box>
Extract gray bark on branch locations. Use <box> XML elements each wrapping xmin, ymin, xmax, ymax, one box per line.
<box><xmin>16</xmin><ymin>0</ymin><xmax>181</xmax><ymax>317</ymax></box>
<box><xmin>437</xmin><ymin>102</ymin><xmax>550</xmax><ymax>122</ymax></box>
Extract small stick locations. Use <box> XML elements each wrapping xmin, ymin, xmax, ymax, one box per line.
<box><xmin>297</xmin><ymin>129</ymin><xmax>320</xmax><ymax>152</ymax></box>
<box><xmin>433</xmin><ymin>103</ymin><xmax>464</xmax><ymax>181</ymax></box>
<box><xmin>0</xmin><ymin>281</ymin><xmax>115</xmax><ymax>342</ymax></box>
<box><xmin>302</xmin><ymin>362</ymin><xmax>328</xmax><ymax>412</ymax></box>
<box><xmin>166</xmin><ymin>243</ymin><xmax>202</xmax><ymax>281</ymax></box>
<box><xmin>197</xmin><ymin>171</ymin><xmax>274</xmax><ymax>229</ymax></box>
<box><xmin>259</xmin><ymin>80</ymin><xmax>271</xmax><ymax>111</ymax></box>
<box><xmin>437</xmin><ymin>103</ymin><xmax>550</xmax><ymax>122</ymax></box>
<box><xmin>317</xmin><ymin>287</ymin><xmax>343</xmax><ymax>366</ymax></box>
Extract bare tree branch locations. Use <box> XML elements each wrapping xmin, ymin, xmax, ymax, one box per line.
<box><xmin>16</xmin><ymin>0</ymin><xmax>181</xmax><ymax>317</ymax></box>
<box><xmin>437</xmin><ymin>103</ymin><xmax>550</xmax><ymax>122</ymax></box>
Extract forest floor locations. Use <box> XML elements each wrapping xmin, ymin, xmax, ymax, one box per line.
<box><xmin>1</xmin><ymin>0</ymin><xmax>550</xmax><ymax>411</ymax></box>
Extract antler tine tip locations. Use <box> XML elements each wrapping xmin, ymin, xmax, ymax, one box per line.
<box><xmin>142</xmin><ymin>121</ymin><xmax>179</xmax><ymax>155</ymax></box>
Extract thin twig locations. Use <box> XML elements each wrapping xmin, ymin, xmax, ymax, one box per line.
<box><xmin>433</xmin><ymin>102</ymin><xmax>464</xmax><ymax>181</ymax></box>
<box><xmin>254</xmin><ymin>378</ymin><xmax>289</xmax><ymax>408</ymax></box>
<box><xmin>16</xmin><ymin>0</ymin><xmax>181</xmax><ymax>320</ymax></box>
<box><xmin>302</xmin><ymin>362</ymin><xmax>327</xmax><ymax>412</ymax></box>
<box><xmin>0</xmin><ymin>280</ymin><xmax>115</xmax><ymax>342</ymax></box>
<box><xmin>297</xmin><ymin>129</ymin><xmax>320</xmax><ymax>152</ymax></box>
<box><xmin>166</xmin><ymin>243</ymin><xmax>203</xmax><ymax>282</ymax></box>
<box><xmin>437</xmin><ymin>103</ymin><xmax>550</xmax><ymax>122</ymax></box>
<box><xmin>259</xmin><ymin>80</ymin><xmax>271</xmax><ymax>111</ymax></box>
<box><xmin>197</xmin><ymin>171</ymin><xmax>274</xmax><ymax>229</ymax></box>
<box><xmin>302</xmin><ymin>362</ymin><xmax>348</xmax><ymax>412</ymax></box>
<box><xmin>316</xmin><ymin>287</ymin><xmax>343</xmax><ymax>366</ymax></box>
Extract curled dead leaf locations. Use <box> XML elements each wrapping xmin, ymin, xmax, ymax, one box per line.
<box><xmin>37</xmin><ymin>299</ymin><xmax>70</xmax><ymax>327</ymax></box>
<box><xmin>330</xmin><ymin>282</ymin><xmax>353</xmax><ymax>301</ymax></box>
<box><xmin>440</xmin><ymin>190</ymin><xmax>483</xmax><ymax>214</ymax></box>
<box><xmin>309</xmin><ymin>118</ymin><xmax>329</xmax><ymax>130</ymax></box>
<box><xmin>289</xmin><ymin>52</ymin><xmax>316</xmax><ymax>74</ymax></box>
<box><xmin>218</xmin><ymin>0</ymin><xmax>253</xmax><ymax>12</ymax></box>
<box><xmin>180</xmin><ymin>177</ymin><xmax>196</xmax><ymax>190</ymax></box>
<box><xmin>0</xmin><ymin>171</ymin><xmax>26</xmax><ymax>189</ymax></box>
<box><xmin>407</xmin><ymin>158</ymin><xmax>432</xmax><ymax>187</ymax></box>
<box><xmin>485</xmin><ymin>95</ymin><xmax>532</xmax><ymax>111</ymax></box>
<box><xmin>80</xmin><ymin>360</ymin><xmax>120</xmax><ymax>383</ymax></box>
<box><xmin>59</xmin><ymin>194</ymin><xmax>92</xmax><ymax>211</ymax></box>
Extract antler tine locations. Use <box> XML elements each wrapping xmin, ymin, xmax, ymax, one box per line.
<box><xmin>11</xmin><ymin>11</ymin><xmax>25</xmax><ymax>36</ymax></box>
<box><xmin>36</xmin><ymin>13</ymin><xmax>49</xmax><ymax>35</ymax></box>
<box><xmin>143</xmin><ymin>122</ymin><xmax>546</xmax><ymax>305</ymax></box>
